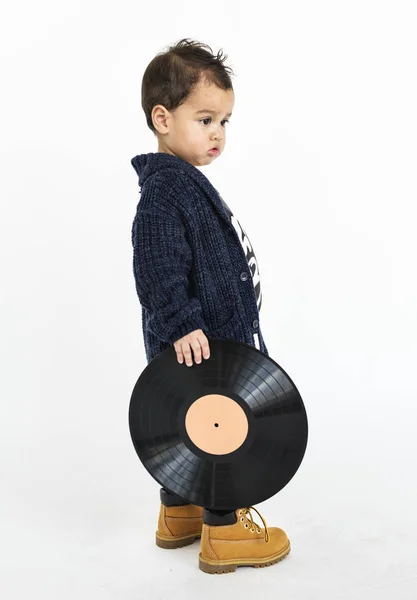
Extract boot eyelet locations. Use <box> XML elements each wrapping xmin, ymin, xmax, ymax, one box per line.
<box><xmin>257</xmin><ymin>529</ymin><xmax>261</xmax><ymax>534</ymax></box>
<box><xmin>250</xmin><ymin>528</ymin><xmax>255</xmax><ymax>532</ymax></box>
<box><xmin>244</xmin><ymin>523</ymin><xmax>249</xmax><ymax>528</ymax></box>
<box><xmin>240</xmin><ymin>517</ymin><xmax>245</xmax><ymax>522</ymax></box>
<box><xmin>238</xmin><ymin>510</ymin><xmax>243</xmax><ymax>515</ymax></box>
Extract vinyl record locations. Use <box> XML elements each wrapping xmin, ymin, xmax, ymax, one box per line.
<box><xmin>129</xmin><ymin>338</ymin><xmax>308</xmax><ymax>510</ymax></box>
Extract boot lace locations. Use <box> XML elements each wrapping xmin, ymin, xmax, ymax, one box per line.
<box><xmin>238</xmin><ymin>506</ymin><xmax>270</xmax><ymax>543</ymax></box>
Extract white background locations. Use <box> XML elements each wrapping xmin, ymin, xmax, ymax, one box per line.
<box><xmin>1</xmin><ymin>1</ymin><xmax>416</xmax><ymax>598</ymax></box>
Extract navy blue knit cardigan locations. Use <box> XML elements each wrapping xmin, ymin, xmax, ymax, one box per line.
<box><xmin>130</xmin><ymin>152</ymin><xmax>269</xmax><ymax>364</ymax></box>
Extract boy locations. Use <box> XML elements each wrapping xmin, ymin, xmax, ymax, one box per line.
<box><xmin>131</xmin><ymin>38</ymin><xmax>290</xmax><ymax>574</ymax></box>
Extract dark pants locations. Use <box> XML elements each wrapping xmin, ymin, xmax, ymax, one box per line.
<box><xmin>160</xmin><ymin>487</ymin><xmax>237</xmax><ymax>525</ymax></box>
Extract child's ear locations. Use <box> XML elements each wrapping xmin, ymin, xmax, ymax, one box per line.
<box><xmin>152</xmin><ymin>104</ymin><xmax>170</xmax><ymax>134</ymax></box>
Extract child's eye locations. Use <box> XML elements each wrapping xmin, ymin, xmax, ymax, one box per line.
<box><xmin>200</xmin><ymin>117</ymin><xmax>230</xmax><ymax>126</ymax></box>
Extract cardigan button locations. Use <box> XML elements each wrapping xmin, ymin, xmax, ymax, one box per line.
<box><xmin>240</xmin><ymin>271</ymin><xmax>248</xmax><ymax>281</ymax></box>
<box><xmin>252</xmin><ymin>319</ymin><xmax>259</xmax><ymax>329</ymax></box>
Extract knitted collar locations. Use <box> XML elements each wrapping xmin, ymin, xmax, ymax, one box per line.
<box><xmin>130</xmin><ymin>152</ymin><xmax>232</xmax><ymax>230</ymax></box>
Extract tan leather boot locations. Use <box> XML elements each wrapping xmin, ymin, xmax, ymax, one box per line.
<box><xmin>199</xmin><ymin>506</ymin><xmax>291</xmax><ymax>574</ymax></box>
<box><xmin>156</xmin><ymin>499</ymin><xmax>203</xmax><ymax>549</ymax></box>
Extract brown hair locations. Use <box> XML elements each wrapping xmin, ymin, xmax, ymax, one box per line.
<box><xmin>141</xmin><ymin>38</ymin><xmax>235</xmax><ymax>134</ymax></box>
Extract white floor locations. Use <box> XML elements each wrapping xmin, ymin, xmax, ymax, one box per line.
<box><xmin>2</xmin><ymin>416</ymin><xmax>416</xmax><ymax>600</ymax></box>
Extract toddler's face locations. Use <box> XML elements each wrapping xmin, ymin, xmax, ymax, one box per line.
<box><xmin>154</xmin><ymin>80</ymin><xmax>234</xmax><ymax>166</ymax></box>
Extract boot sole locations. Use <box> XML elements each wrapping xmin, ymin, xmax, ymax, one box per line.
<box><xmin>198</xmin><ymin>539</ymin><xmax>291</xmax><ymax>574</ymax></box>
<box><xmin>155</xmin><ymin>531</ymin><xmax>201</xmax><ymax>549</ymax></box>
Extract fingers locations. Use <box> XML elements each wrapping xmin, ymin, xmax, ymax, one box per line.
<box><xmin>182</xmin><ymin>342</ymin><xmax>198</xmax><ymax>367</ymax></box>
<box><xmin>174</xmin><ymin>329</ymin><xmax>211</xmax><ymax>366</ymax></box>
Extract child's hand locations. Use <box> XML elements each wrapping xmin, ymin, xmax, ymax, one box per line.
<box><xmin>173</xmin><ymin>329</ymin><xmax>210</xmax><ymax>366</ymax></box>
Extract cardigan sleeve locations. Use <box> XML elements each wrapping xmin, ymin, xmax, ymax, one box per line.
<box><xmin>131</xmin><ymin>204</ymin><xmax>208</xmax><ymax>345</ymax></box>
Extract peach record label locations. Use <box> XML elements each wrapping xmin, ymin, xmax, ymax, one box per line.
<box><xmin>185</xmin><ymin>393</ymin><xmax>249</xmax><ymax>455</ymax></box>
